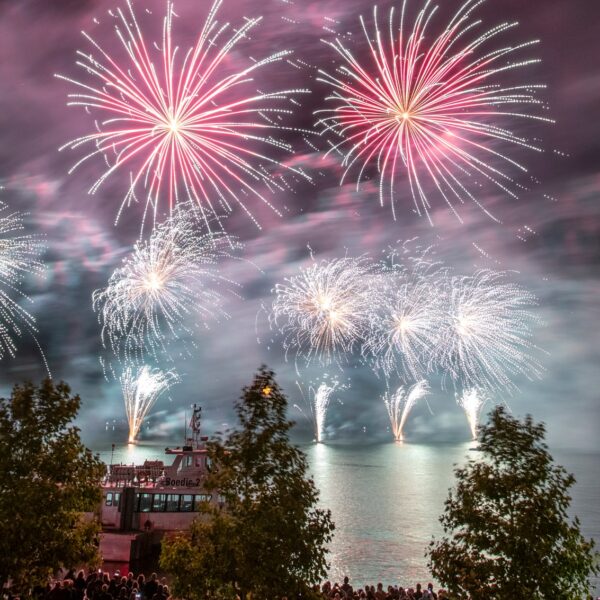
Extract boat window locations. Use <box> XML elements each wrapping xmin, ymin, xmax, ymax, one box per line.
<box><xmin>166</xmin><ymin>494</ymin><xmax>180</xmax><ymax>512</ymax></box>
<box><xmin>185</xmin><ymin>456</ymin><xmax>193</xmax><ymax>467</ymax></box>
<box><xmin>152</xmin><ymin>494</ymin><xmax>167</xmax><ymax>512</ymax></box>
<box><xmin>105</xmin><ymin>492</ymin><xmax>113</xmax><ymax>507</ymax></box>
<box><xmin>114</xmin><ymin>493</ymin><xmax>121</xmax><ymax>508</ymax></box>
<box><xmin>138</xmin><ymin>493</ymin><xmax>153</xmax><ymax>513</ymax></box>
<box><xmin>193</xmin><ymin>494</ymin><xmax>211</xmax><ymax>510</ymax></box>
<box><xmin>181</xmin><ymin>494</ymin><xmax>194</xmax><ymax>512</ymax></box>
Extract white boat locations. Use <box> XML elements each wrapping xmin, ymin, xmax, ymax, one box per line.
<box><xmin>98</xmin><ymin>406</ymin><xmax>220</xmax><ymax>568</ymax></box>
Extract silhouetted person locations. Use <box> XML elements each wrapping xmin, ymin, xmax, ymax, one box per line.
<box><xmin>151</xmin><ymin>584</ymin><xmax>166</xmax><ymax>600</ymax></box>
<box><xmin>143</xmin><ymin>574</ymin><xmax>158</xmax><ymax>600</ymax></box>
<box><xmin>341</xmin><ymin>576</ymin><xmax>353</xmax><ymax>598</ymax></box>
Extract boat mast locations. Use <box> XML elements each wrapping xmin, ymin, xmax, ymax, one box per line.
<box><xmin>186</xmin><ymin>404</ymin><xmax>202</xmax><ymax>448</ymax></box>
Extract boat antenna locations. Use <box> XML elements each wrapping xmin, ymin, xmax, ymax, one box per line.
<box><xmin>184</xmin><ymin>408</ymin><xmax>187</xmax><ymax>445</ymax></box>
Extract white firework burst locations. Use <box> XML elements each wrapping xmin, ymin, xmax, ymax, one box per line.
<box><xmin>0</xmin><ymin>203</ymin><xmax>46</xmax><ymax>364</ymax></box>
<box><xmin>272</xmin><ymin>256</ymin><xmax>378</xmax><ymax>366</ymax></box>
<box><xmin>438</xmin><ymin>269</ymin><xmax>542</xmax><ymax>393</ymax></box>
<box><xmin>363</xmin><ymin>247</ymin><xmax>446</xmax><ymax>381</ymax></box>
<box><xmin>94</xmin><ymin>204</ymin><xmax>240</xmax><ymax>361</ymax></box>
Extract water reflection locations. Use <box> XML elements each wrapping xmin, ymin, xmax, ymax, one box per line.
<box><xmin>95</xmin><ymin>439</ymin><xmax>599</xmax><ymax>592</ymax></box>
<box><xmin>99</xmin><ymin>441</ymin><xmax>166</xmax><ymax>465</ymax></box>
<box><xmin>307</xmin><ymin>441</ymin><xmax>475</xmax><ymax>586</ymax></box>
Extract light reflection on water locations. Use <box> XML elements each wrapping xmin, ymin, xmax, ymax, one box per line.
<box><xmin>99</xmin><ymin>441</ymin><xmax>168</xmax><ymax>465</ymax></box>
<box><xmin>96</xmin><ymin>441</ymin><xmax>599</xmax><ymax>593</ymax></box>
<box><xmin>305</xmin><ymin>442</ymin><xmax>471</xmax><ymax>587</ymax></box>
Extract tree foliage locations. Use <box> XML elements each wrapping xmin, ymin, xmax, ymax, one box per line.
<box><xmin>428</xmin><ymin>405</ymin><xmax>598</xmax><ymax>599</ymax></box>
<box><xmin>0</xmin><ymin>379</ymin><xmax>105</xmax><ymax>592</ymax></box>
<box><xmin>161</xmin><ymin>366</ymin><xmax>335</xmax><ymax>599</ymax></box>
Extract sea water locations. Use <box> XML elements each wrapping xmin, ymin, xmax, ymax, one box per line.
<box><xmin>97</xmin><ymin>441</ymin><xmax>600</xmax><ymax>594</ymax></box>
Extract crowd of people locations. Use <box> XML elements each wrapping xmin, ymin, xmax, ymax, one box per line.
<box><xmin>309</xmin><ymin>577</ymin><xmax>448</xmax><ymax>600</ymax></box>
<box><xmin>28</xmin><ymin>570</ymin><xmax>169</xmax><ymax>600</ymax></box>
<box><xmin>8</xmin><ymin>571</ymin><xmax>599</xmax><ymax>600</ymax></box>
<box><xmin>9</xmin><ymin>571</ymin><xmax>448</xmax><ymax>600</ymax></box>
<box><xmin>12</xmin><ymin>571</ymin><xmax>452</xmax><ymax>600</ymax></box>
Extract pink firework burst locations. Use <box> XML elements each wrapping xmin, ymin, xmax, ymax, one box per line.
<box><xmin>58</xmin><ymin>0</ymin><xmax>308</xmax><ymax>231</ymax></box>
<box><xmin>317</xmin><ymin>0</ymin><xmax>553</xmax><ymax>223</ymax></box>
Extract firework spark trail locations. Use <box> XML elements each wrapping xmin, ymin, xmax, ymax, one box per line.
<box><xmin>120</xmin><ymin>364</ymin><xmax>178</xmax><ymax>443</ymax></box>
<box><xmin>383</xmin><ymin>380</ymin><xmax>429</xmax><ymax>441</ymax></box>
<box><xmin>0</xmin><ymin>203</ymin><xmax>48</xmax><ymax>370</ymax></box>
<box><xmin>363</xmin><ymin>245</ymin><xmax>446</xmax><ymax>382</ymax></box>
<box><xmin>93</xmin><ymin>203</ymin><xmax>241</xmax><ymax>362</ymax></box>
<box><xmin>313</xmin><ymin>382</ymin><xmax>337</xmax><ymax>443</ymax></box>
<box><xmin>438</xmin><ymin>269</ymin><xmax>543</xmax><ymax>394</ymax></box>
<box><xmin>272</xmin><ymin>256</ymin><xmax>378</xmax><ymax>367</ymax></box>
<box><xmin>295</xmin><ymin>375</ymin><xmax>347</xmax><ymax>442</ymax></box>
<box><xmin>58</xmin><ymin>0</ymin><xmax>309</xmax><ymax>232</ymax></box>
<box><xmin>316</xmin><ymin>0</ymin><xmax>553</xmax><ymax>223</ymax></box>
<box><xmin>457</xmin><ymin>387</ymin><xmax>487</xmax><ymax>439</ymax></box>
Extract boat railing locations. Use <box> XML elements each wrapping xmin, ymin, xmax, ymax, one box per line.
<box><xmin>104</xmin><ymin>461</ymin><xmax>166</xmax><ymax>487</ymax></box>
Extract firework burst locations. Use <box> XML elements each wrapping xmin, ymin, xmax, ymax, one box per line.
<box><xmin>383</xmin><ymin>379</ymin><xmax>430</xmax><ymax>441</ymax></box>
<box><xmin>317</xmin><ymin>0</ymin><xmax>552</xmax><ymax>223</ymax></box>
<box><xmin>58</xmin><ymin>0</ymin><xmax>308</xmax><ymax>231</ymax></box>
<box><xmin>272</xmin><ymin>256</ymin><xmax>378</xmax><ymax>366</ymax></box>
<box><xmin>363</xmin><ymin>246</ymin><xmax>445</xmax><ymax>381</ymax></box>
<box><xmin>438</xmin><ymin>269</ymin><xmax>542</xmax><ymax>393</ymax></box>
<box><xmin>457</xmin><ymin>387</ymin><xmax>487</xmax><ymax>439</ymax></box>
<box><xmin>94</xmin><ymin>204</ymin><xmax>240</xmax><ymax>362</ymax></box>
<box><xmin>0</xmin><ymin>203</ymin><xmax>47</xmax><ymax>365</ymax></box>
<box><xmin>120</xmin><ymin>364</ymin><xmax>178</xmax><ymax>443</ymax></box>
<box><xmin>294</xmin><ymin>375</ymin><xmax>347</xmax><ymax>442</ymax></box>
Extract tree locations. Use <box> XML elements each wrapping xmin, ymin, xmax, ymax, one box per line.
<box><xmin>428</xmin><ymin>405</ymin><xmax>598</xmax><ymax>600</ymax></box>
<box><xmin>0</xmin><ymin>379</ymin><xmax>106</xmax><ymax>593</ymax></box>
<box><xmin>161</xmin><ymin>366</ymin><xmax>335</xmax><ymax>600</ymax></box>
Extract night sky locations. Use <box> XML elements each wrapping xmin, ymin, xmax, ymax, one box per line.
<box><xmin>0</xmin><ymin>0</ymin><xmax>599</xmax><ymax>451</ymax></box>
